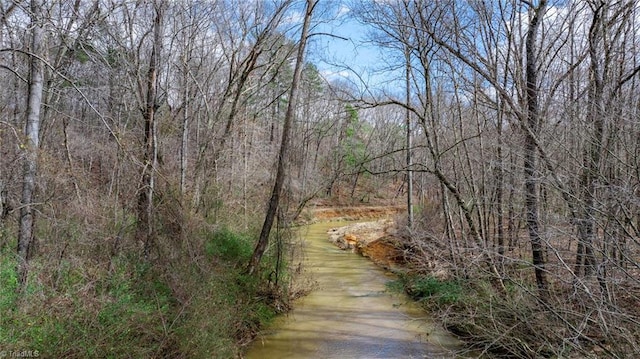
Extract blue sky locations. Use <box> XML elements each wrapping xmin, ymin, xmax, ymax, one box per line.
<box><xmin>306</xmin><ymin>3</ymin><xmax>401</xmax><ymax>91</ymax></box>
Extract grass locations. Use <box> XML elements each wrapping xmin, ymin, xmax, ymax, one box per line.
<box><xmin>0</xmin><ymin>254</ymin><xmax>174</xmax><ymax>357</ymax></box>
<box><xmin>0</xmin><ymin>219</ymin><xmax>290</xmax><ymax>358</ymax></box>
<box><xmin>387</xmin><ymin>272</ymin><xmax>464</xmax><ymax>307</ymax></box>
<box><xmin>205</xmin><ymin>227</ymin><xmax>254</xmax><ymax>263</ymax></box>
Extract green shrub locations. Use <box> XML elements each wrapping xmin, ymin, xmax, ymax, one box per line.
<box><xmin>205</xmin><ymin>227</ymin><xmax>253</xmax><ymax>262</ymax></box>
<box><xmin>390</xmin><ymin>273</ymin><xmax>463</xmax><ymax>306</ymax></box>
<box><xmin>408</xmin><ymin>276</ymin><xmax>462</xmax><ymax>305</ymax></box>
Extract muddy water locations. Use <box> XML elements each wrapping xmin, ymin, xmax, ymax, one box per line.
<box><xmin>245</xmin><ymin>221</ymin><xmax>465</xmax><ymax>359</ymax></box>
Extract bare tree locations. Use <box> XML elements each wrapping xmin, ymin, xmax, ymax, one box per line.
<box><xmin>404</xmin><ymin>42</ymin><xmax>413</xmax><ymax>228</ymax></box>
<box><xmin>247</xmin><ymin>0</ymin><xmax>317</xmax><ymax>275</ymax></box>
<box><xmin>524</xmin><ymin>0</ymin><xmax>548</xmax><ymax>294</ymax></box>
<box><xmin>191</xmin><ymin>0</ymin><xmax>294</xmax><ymax>213</ymax></box>
<box><xmin>136</xmin><ymin>0</ymin><xmax>165</xmax><ymax>258</ymax></box>
<box><xmin>17</xmin><ymin>0</ymin><xmax>45</xmax><ymax>289</ymax></box>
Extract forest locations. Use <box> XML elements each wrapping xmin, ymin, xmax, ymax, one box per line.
<box><xmin>1</xmin><ymin>0</ymin><xmax>639</xmax><ymax>358</ymax></box>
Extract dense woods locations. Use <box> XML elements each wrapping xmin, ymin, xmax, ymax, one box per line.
<box><xmin>1</xmin><ymin>0</ymin><xmax>639</xmax><ymax>357</ymax></box>
<box><xmin>353</xmin><ymin>1</ymin><xmax>640</xmax><ymax>357</ymax></box>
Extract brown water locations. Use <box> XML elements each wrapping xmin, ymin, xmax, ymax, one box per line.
<box><xmin>244</xmin><ymin>221</ymin><xmax>466</xmax><ymax>359</ymax></box>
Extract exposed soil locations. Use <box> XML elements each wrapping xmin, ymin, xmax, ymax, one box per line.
<box><xmin>302</xmin><ymin>205</ymin><xmax>405</xmax><ymax>222</ymax></box>
<box><xmin>327</xmin><ymin>219</ymin><xmax>406</xmax><ymax>269</ymax></box>
<box><xmin>296</xmin><ymin>204</ymin><xmax>409</xmax><ymax>269</ymax></box>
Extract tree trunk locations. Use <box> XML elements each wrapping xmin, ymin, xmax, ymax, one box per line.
<box><xmin>180</xmin><ymin>57</ymin><xmax>189</xmax><ymax>198</ymax></box>
<box><xmin>575</xmin><ymin>2</ymin><xmax>605</xmax><ymax>278</ymax></box>
<box><xmin>247</xmin><ymin>0</ymin><xmax>316</xmax><ymax>275</ymax></box>
<box><xmin>496</xmin><ymin>97</ymin><xmax>505</xmax><ymax>264</ymax></box>
<box><xmin>0</xmin><ymin>180</ymin><xmax>8</xmax><ymax>221</ymax></box>
<box><xmin>524</xmin><ymin>0</ymin><xmax>548</xmax><ymax>294</ymax></box>
<box><xmin>17</xmin><ymin>0</ymin><xmax>45</xmax><ymax>289</ymax></box>
<box><xmin>138</xmin><ymin>1</ymin><xmax>164</xmax><ymax>259</ymax></box>
<box><xmin>405</xmin><ymin>46</ymin><xmax>413</xmax><ymax>229</ymax></box>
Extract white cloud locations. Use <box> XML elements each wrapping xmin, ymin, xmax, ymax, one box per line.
<box><xmin>336</xmin><ymin>4</ymin><xmax>350</xmax><ymax>18</ymax></box>
<box><xmin>320</xmin><ymin>69</ymin><xmax>351</xmax><ymax>81</ymax></box>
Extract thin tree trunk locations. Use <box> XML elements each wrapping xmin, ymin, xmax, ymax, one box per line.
<box><xmin>17</xmin><ymin>0</ymin><xmax>45</xmax><ymax>289</ymax></box>
<box><xmin>575</xmin><ymin>2</ymin><xmax>605</xmax><ymax>278</ymax></box>
<box><xmin>180</xmin><ymin>59</ymin><xmax>189</xmax><ymax>198</ymax></box>
<box><xmin>247</xmin><ymin>0</ymin><xmax>316</xmax><ymax>275</ymax></box>
<box><xmin>0</xmin><ymin>180</ymin><xmax>7</xmax><ymax>222</ymax></box>
<box><xmin>495</xmin><ymin>81</ymin><xmax>506</xmax><ymax>264</ymax></box>
<box><xmin>350</xmin><ymin>170</ymin><xmax>361</xmax><ymax>200</ymax></box>
<box><xmin>63</xmin><ymin>117</ymin><xmax>81</xmax><ymax>201</ymax></box>
<box><xmin>405</xmin><ymin>46</ymin><xmax>413</xmax><ymax>229</ymax></box>
<box><xmin>524</xmin><ymin>0</ymin><xmax>548</xmax><ymax>294</ymax></box>
<box><xmin>138</xmin><ymin>1</ymin><xmax>164</xmax><ymax>259</ymax></box>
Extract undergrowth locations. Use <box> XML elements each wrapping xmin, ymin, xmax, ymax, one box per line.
<box><xmin>388</xmin><ymin>274</ymin><xmax>548</xmax><ymax>357</ymax></box>
<box><xmin>387</xmin><ymin>273</ymin><xmax>463</xmax><ymax>307</ymax></box>
<box><xmin>0</xmin><ymin>219</ymin><xmax>291</xmax><ymax>358</ymax></box>
<box><xmin>388</xmin><ymin>270</ymin><xmax>626</xmax><ymax>358</ymax></box>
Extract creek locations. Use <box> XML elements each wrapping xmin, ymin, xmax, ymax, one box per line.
<box><xmin>244</xmin><ymin>221</ymin><xmax>466</xmax><ymax>359</ymax></box>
